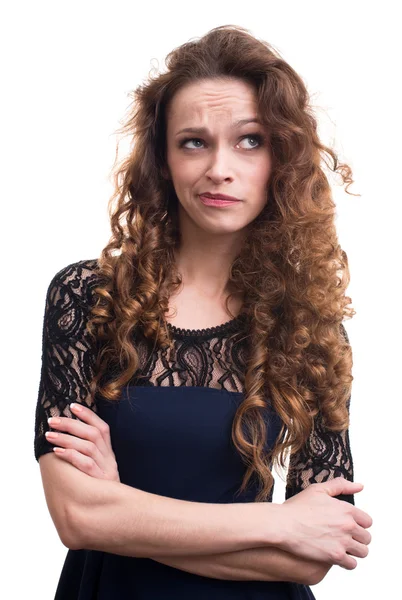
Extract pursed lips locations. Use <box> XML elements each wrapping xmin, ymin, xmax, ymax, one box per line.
<box><xmin>200</xmin><ymin>193</ymin><xmax>241</xmax><ymax>202</ymax></box>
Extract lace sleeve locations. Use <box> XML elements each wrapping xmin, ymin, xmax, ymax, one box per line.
<box><xmin>34</xmin><ymin>260</ymin><xmax>100</xmax><ymax>462</ymax></box>
<box><xmin>285</xmin><ymin>323</ymin><xmax>355</xmax><ymax>505</ymax></box>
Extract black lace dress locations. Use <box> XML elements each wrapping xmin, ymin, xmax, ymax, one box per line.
<box><xmin>34</xmin><ymin>259</ymin><xmax>355</xmax><ymax>600</ymax></box>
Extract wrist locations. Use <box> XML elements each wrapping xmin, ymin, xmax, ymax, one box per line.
<box><xmin>262</xmin><ymin>502</ymin><xmax>289</xmax><ymax>549</ymax></box>
<box><xmin>234</xmin><ymin>501</ymin><xmax>289</xmax><ymax>550</ymax></box>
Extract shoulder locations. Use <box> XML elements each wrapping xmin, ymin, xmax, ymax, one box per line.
<box><xmin>47</xmin><ymin>258</ymin><xmax>102</xmax><ymax>307</ymax></box>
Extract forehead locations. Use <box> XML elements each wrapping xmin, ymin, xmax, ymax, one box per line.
<box><xmin>167</xmin><ymin>78</ymin><xmax>259</xmax><ymax>127</ymax></box>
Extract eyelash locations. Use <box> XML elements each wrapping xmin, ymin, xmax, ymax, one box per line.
<box><xmin>179</xmin><ymin>134</ymin><xmax>265</xmax><ymax>151</ymax></box>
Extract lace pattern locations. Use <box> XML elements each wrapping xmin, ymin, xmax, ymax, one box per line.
<box><xmin>284</xmin><ymin>405</ymin><xmax>354</xmax><ymax>504</ymax></box>
<box><xmin>34</xmin><ymin>259</ymin><xmax>355</xmax><ymax>504</ymax></box>
<box><xmin>34</xmin><ymin>260</ymin><xmax>100</xmax><ymax>461</ymax></box>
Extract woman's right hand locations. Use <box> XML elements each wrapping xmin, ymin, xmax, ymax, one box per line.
<box><xmin>276</xmin><ymin>477</ymin><xmax>373</xmax><ymax>570</ymax></box>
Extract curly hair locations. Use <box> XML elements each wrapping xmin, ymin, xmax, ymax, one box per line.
<box><xmin>86</xmin><ymin>24</ymin><xmax>357</xmax><ymax>502</ymax></box>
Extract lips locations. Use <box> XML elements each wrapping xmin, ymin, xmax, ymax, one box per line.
<box><xmin>200</xmin><ymin>192</ymin><xmax>241</xmax><ymax>202</ymax></box>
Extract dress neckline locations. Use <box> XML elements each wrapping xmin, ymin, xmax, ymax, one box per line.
<box><xmin>165</xmin><ymin>313</ymin><xmax>245</xmax><ymax>339</ymax></box>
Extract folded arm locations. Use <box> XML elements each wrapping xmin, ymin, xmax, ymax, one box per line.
<box><xmin>150</xmin><ymin>546</ymin><xmax>332</xmax><ymax>585</ymax></box>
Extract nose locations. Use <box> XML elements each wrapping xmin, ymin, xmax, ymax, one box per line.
<box><xmin>204</xmin><ymin>147</ymin><xmax>234</xmax><ymax>183</ymax></box>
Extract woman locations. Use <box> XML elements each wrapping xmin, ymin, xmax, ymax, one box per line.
<box><xmin>34</xmin><ymin>24</ymin><xmax>373</xmax><ymax>599</ymax></box>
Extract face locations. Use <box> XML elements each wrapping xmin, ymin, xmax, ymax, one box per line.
<box><xmin>165</xmin><ymin>78</ymin><xmax>272</xmax><ymax>236</ymax></box>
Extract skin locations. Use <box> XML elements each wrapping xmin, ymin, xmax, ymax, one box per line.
<box><xmin>163</xmin><ymin>77</ymin><xmax>272</xmax><ymax>305</ymax></box>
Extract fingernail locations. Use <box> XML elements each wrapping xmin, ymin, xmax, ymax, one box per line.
<box><xmin>70</xmin><ymin>403</ymin><xmax>82</xmax><ymax>412</ymax></box>
<box><xmin>53</xmin><ymin>447</ymin><xmax>65</xmax><ymax>453</ymax></box>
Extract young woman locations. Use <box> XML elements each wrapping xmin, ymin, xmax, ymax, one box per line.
<box><xmin>34</xmin><ymin>24</ymin><xmax>373</xmax><ymax>599</ymax></box>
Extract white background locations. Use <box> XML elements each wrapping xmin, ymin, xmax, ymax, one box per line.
<box><xmin>1</xmin><ymin>1</ymin><xmax>400</xmax><ymax>598</ymax></box>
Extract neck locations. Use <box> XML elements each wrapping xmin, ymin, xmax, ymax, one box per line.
<box><xmin>173</xmin><ymin>215</ymin><xmax>247</xmax><ymax>301</ymax></box>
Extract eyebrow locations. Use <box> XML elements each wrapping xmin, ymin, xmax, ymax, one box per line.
<box><xmin>175</xmin><ymin>118</ymin><xmax>262</xmax><ymax>136</ymax></box>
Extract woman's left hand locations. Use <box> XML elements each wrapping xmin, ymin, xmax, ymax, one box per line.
<box><xmin>45</xmin><ymin>403</ymin><xmax>120</xmax><ymax>482</ymax></box>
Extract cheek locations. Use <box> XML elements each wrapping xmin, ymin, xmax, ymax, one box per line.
<box><xmin>173</xmin><ymin>162</ymin><xmax>202</xmax><ymax>190</ymax></box>
<box><xmin>251</xmin><ymin>158</ymin><xmax>271</xmax><ymax>188</ymax></box>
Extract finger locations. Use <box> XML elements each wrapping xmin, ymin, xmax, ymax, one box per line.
<box><xmin>338</xmin><ymin>497</ymin><xmax>373</xmax><ymax>530</ymax></box>
<box><xmin>46</xmin><ymin>431</ymin><xmax>104</xmax><ymax>464</ymax></box>
<box><xmin>351</xmin><ymin>507</ymin><xmax>373</xmax><ymax>529</ymax></box>
<box><xmin>353</xmin><ymin>525</ymin><xmax>372</xmax><ymax>546</ymax></box>
<box><xmin>70</xmin><ymin>403</ymin><xmax>113</xmax><ymax>448</ymax></box>
<box><xmin>338</xmin><ymin>553</ymin><xmax>358</xmax><ymax>570</ymax></box>
<box><xmin>48</xmin><ymin>415</ymin><xmax>109</xmax><ymax>457</ymax></box>
<box><xmin>346</xmin><ymin>539</ymin><xmax>369</xmax><ymax>559</ymax></box>
<box><xmin>53</xmin><ymin>447</ymin><xmax>106</xmax><ymax>479</ymax></box>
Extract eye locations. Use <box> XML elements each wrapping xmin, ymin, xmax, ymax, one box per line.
<box><xmin>180</xmin><ymin>138</ymin><xmax>204</xmax><ymax>149</ymax></box>
<box><xmin>238</xmin><ymin>134</ymin><xmax>264</xmax><ymax>149</ymax></box>
<box><xmin>179</xmin><ymin>134</ymin><xmax>265</xmax><ymax>151</ymax></box>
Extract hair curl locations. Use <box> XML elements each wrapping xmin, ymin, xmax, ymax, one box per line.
<box><xmin>86</xmin><ymin>24</ymin><xmax>357</xmax><ymax>502</ymax></box>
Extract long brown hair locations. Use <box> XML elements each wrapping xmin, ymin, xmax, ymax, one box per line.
<box><xmin>87</xmin><ymin>24</ymin><xmax>356</xmax><ymax>502</ymax></box>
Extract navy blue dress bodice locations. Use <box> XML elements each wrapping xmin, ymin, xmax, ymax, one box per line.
<box><xmin>53</xmin><ymin>387</ymin><xmax>315</xmax><ymax>599</ymax></box>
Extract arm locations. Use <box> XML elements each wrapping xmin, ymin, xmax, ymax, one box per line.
<box><xmin>42</xmin><ymin>451</ymin><xmax>331</xmax><ymax>585</ymax></box>
<box><xmin>71</xmin><ymin>475</ymin><xmax>284</xmax><ymax>557</ymax></box>
<box><xmin>148</xmin><ymin>546</ymin><xmax>332</xmax><ymax>585</ymax></box>
<box><xmin>46</xmin><ymin>459</ymin><xmax>330</xmax><ymax>585</ymax></box>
